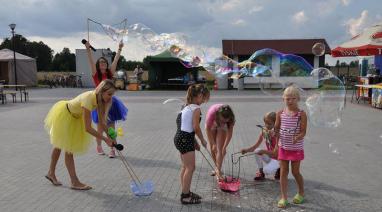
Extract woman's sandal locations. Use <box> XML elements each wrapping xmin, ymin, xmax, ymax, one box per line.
<box><xmin>70</xmin><ymin>184</ymin><xmax>92</xmax><ymax>190</ymax></box>
<box><xmin>45</xmin><ymin>175</ymin><xmax>62</xmax><ymax>186</ymax></box>
<box><xmin>180</xmin><ymin>193</ymin><xmax>201</xmax><ymax>204</ymax></box>
<box><xmin>293</xmin><ymin>194</ymin><xmax>304</xmax><ymax>204</ymax></box>
<box><xmin>277</xmin><ymin>199</ymin><xmax>289</xmax><ymax>208</ymax></box>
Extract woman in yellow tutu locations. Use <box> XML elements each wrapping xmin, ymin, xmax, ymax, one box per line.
<box><xmin>44</xmin><ymin>79</ymin><xmax>117</xmax><ymax>190</ymax></box>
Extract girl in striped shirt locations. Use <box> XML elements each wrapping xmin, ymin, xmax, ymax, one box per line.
<box><xmin>275</xmin><ymin>86</ymin><xmax>307</xmax><ymax>208</ymax></box>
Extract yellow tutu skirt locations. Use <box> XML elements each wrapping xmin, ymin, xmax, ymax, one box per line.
<box><xmin>44</xmin><ymin>100</ymin><xmax>92</xmax><ymax>155</ymax></box>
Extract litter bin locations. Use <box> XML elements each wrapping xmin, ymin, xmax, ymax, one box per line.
<box><xmin>216</xmin><ymin>75</ymin><xmax>228</xmax><ymax>90</ymax></box>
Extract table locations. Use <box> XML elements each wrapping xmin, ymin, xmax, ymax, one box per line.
<box><xmin>351</xmin><ymin>84</ymin><xmax>374</xmax><ymax>103</ymax></box>
<box><xmin>0</xmin><ymin>85</ymin><xmax>28</xmax><ymax>102</ymax></box>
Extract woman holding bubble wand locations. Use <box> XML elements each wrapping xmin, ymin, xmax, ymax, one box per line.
<box><xmin>85</xmin><ymin>40</ymin><xmax>128</xmax><ymax>158</ymax></box>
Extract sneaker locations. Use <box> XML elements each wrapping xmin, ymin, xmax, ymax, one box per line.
<box><xmin>108</xmin><ymin>149</ymin><xmax>116</xmax><ymax>158</ymax></box>
<box><xmin>96</xmin><ymin>146</ymin><xmax>105</xmax><ymax>155</ymax></box>
<box><xmin>254</xmin><ymin>171</ymin><xmax>265</xmax><ymax>181</ymax></box>
<box><xmin>274</xmin><ymin>168</ymin><xmax>280</xmax><ymax>180</ymax></box>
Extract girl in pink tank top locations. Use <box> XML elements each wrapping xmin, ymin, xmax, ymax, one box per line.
<box><xmin>274</xmin><ymin>86</ymin><xmax>307</xmax><ymax>208</ymax></box>
<box><xmin>205</xmin><ymin>104</ymin><xmax>235</xmax><ymax>179</ymax></box>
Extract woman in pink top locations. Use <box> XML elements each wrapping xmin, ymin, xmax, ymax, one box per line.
<box><xmin>205</xmin><ymin>104</ymin><xmax>235</xmax><ymax>179</ymax></box>
<box><xmin>274</xmin><ymin>86</ymin><xmax>307</xmax><ymax>208</ymax></box>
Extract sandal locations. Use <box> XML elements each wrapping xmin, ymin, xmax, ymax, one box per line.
<box><xmin>277</xmin><ymin>199</ymin><xmax>289</xmax><ymax>208</ymax></box>
<box><xmin>45</xmin><ymin>175</ymin><xmax>62</xmax><ymax>186</ymax></box>
<box><xmin>254</xmin><ymin>171</ymin><xmax>265</xmax><ymax>181</ymax></box>
<box><xmin>180</xmin><ymin>193</ymin><xmax>201</xmax><ymax>204</ymax></box>
<box><xmin>293</xmin><ymin>194</ymin><xmax>304</xmax><ymax>204</ymax></box>
<box><xmin>70</xmin><ymin>184</ymin><xmax>92</xmax><ymax>190</ymax></box>
<box><xmin>190</xmin><ymin>192</ymin><xmax>202</xmax><ymax>199</ymax></box>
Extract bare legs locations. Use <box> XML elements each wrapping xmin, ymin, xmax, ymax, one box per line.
<box><xmin>279</xmin><ymin>160</ymin><xmax>304</xmax><ymax>201</ymax></box>
<box><xmin>97</xmin><ymin>122</ymin><xmax>115</xmax><ymax>156</ymax></box>
<box><xmin>206</xmin><ymin>128</ymin><xmax>227</xmax><ymax>177</ymax></box>
<box><xmin>180</xmin><ymin>151</ymin><xmax>196</xmax><ymax>194</ymax></box>
<box><xmin>46</xmin><ymin>148</ymin><xmax>62</xmax><ymax>185</ymax></box>
<box><xmin>215</xmin><ymin>130</ymin><xmax>227</xmax><ymax>175</ymax></box>
<box><xmin>47</xmin><ymin>147</ymin><xmax>90</xmax><ymax>189</ymax></box>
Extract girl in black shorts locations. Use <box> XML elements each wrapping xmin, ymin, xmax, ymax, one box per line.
<box><xmin>174</xmin><ymin>84</ymin><xmax>209</xmax><ymax>204</ymax></box>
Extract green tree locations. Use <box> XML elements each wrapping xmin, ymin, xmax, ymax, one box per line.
<box><xmin>335</xmin><ymin>60</ymin><xmax>340</xmax><ymax>67</ymax></box>
<box><xmin>111</xmin><ymin>51</ymin><xmax>127</xmax><ymax>70</ymax></box>
<box><xmin>340</xmin><ymin>62</ymin><xmax>348</xmax><ymax>67</ymax></box>
<box><xmin>51</xmin><ymin>48</ymin><xmax>75</xmax><ymax>71</ymax></box>
<box><xmin>349</xmin><ymin>60</ymin><xmax>359</xmax><ymax>67</ymax></box>
<box><xmin>0</xmin><ymin>34</ymin><xmax>53</xmax><ymax>71</ymax></box>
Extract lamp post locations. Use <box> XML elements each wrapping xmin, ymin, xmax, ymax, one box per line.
<box><xmin>9</xmin><ymin>23</ymin><xmax>17</xmax><ymax>91</ymax></box>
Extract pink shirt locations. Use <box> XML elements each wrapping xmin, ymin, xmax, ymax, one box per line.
<box><xmin>279</xmin><ymin>109</ymin><xmax>304</xmax><ymax>151</ymax></box>
<box><xmin>260</xmin><ymin>130</ymin><xmax>277</xmax><ymax>159</ymax></box>
<box><xmin>205</xmin><ymin>104</ymin><xmax>224</xmax><ymax>128</ymax></box>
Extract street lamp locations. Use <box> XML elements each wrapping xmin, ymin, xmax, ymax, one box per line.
<box><xmin>9</xmin><ymin>23</ymin><xmax>17</xmax><ymax>91</ymax></box>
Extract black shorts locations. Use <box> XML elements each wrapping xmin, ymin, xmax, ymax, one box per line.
<box><xmin>174</xmin><ymin>131</ymin><xmax>195</xmax><ymax>154</ymax></box>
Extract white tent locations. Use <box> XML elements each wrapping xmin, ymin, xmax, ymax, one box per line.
<box><xmin>0</xmin><ymin>49</ymin><xmax>37</xmax><ymax>86</ymax></box>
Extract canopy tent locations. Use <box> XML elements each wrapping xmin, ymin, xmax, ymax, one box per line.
<box><xmin>331</xmin><ymin>23</ymin><xmax>382</xmax><ymax>57</ymax></box>
<box><xmin>146</xmin><ymin>50</ymin><xmax>204</xmax><ymax>89</ymax></box>
<box><xmin>0</xmin><ymin>49</ymin><xmax>37</xmax><ymax>86</ymax></box>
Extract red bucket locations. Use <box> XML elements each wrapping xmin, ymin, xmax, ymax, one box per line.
<box><xmin>218</xmin><ymin>176</ymin><xmax>240</xmax><ymax>192</ymax></box>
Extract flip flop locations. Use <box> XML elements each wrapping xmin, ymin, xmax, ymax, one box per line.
<box><xmin>70</xmin><ymin>185</ymin><xmax>92</xmax><ymax>190</ymax></box>
<box><xmin>293</xmin><ymin>193</ymin><xmax>304</xmax><ymax>204</ymax></box>
<box><xmin>277</xmin><ymin>199</ymin><xmax>289</xmax><ymax>208</ymax></box>
<box><xmin>45</xmin><ymin>175</ymin><xmax>62</xmax><ymax>186</ymax></box>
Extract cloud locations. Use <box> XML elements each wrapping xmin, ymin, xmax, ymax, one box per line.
<box><xmin>341</xmin><ymin>0</ymin><xmax>350</xmax><ymax>6</ymax></box>
<box><xmin>248</xmin><ymin>5</ymin><xmax>263</xmax><ymax>14</ymax></box>
<box><xmin>231</xmin><ymin>19</ymin><xmax>246</xmax><ymax>26</ymax></box>
<box><xmin>345</xmin><ymin>10</ymin><xmax>369</xmax><ymax>36</ymax></box>
<box><xmin>28</xmin><ymin>32</ymin><xmax>151</xmax><ymax>61</ymax></box>
<box><xmin>221</xmin><ymin>0</ymin><xmax>241</xmax><ymax>11</ymax></box>
<box><xmin>292</xmin><ymin>11</ymin><xmax>308</xmax><ymax>24</ymax></box>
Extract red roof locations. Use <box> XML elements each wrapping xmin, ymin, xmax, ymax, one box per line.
<box><xmin>222</xmin><ymin>39</ymin><xmax>331</xmax><ymax>55</ymax></box>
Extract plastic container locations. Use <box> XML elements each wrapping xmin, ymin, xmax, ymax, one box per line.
<box><xmin>218</xmin><ymin>176</ymin><xmax>240</xmax><ymax>192</ymax></box>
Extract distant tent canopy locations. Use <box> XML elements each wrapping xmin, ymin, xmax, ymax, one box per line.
<box><xmin>146</xmin><ymin>50</ymin><xmax>205</xmax><ymax>89</ymax></box>
<box><xmin>0</xmin><ymin>49</ymin><xmax>37</xmax><ymax>86</ymax></box>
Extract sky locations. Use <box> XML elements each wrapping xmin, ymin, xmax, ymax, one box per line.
<box><xmin>0</xmin><ymin>0</ymin><xmax>381</xmax><ymax>65</ymax></box>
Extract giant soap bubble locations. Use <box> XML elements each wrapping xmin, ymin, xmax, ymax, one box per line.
<box><xmin>305</xmin><ymin>68</ymin><xmax>345</xmax><ymax>128</ymax></box>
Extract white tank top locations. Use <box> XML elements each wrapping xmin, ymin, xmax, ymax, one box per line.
<box><xmin>181</xmin><ymin>104</ymin><xmax>200</xmax><ymax>133</ymax></box>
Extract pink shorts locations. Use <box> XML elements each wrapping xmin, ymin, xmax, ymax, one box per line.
<box><xmin>278</xmin><ymin>147</ymin><xmax>304</xmax><ymax>161</ymax></box>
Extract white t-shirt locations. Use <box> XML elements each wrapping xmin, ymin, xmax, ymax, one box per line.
<box><xmin>180</xmin><ymin>104</ymin><xmax>200</xmax><ymax>133</ymax></box>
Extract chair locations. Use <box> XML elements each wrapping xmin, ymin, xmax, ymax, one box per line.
<box><xmin>0</xmin><ymin>87</ymin><xmax>6</xmax><ymax>104</ymax></box>
<box><xmin>4</xmin><ymin>90</ymin><xmax>17</xmax><ymax>103</ymax></box>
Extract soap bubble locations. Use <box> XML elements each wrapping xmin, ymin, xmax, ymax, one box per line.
<box><xmin>312</xmin><ymin>42</ymin><xmax>326</xmax><ymax>56</ymax></box>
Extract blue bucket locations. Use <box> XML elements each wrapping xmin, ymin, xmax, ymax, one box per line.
<box><xmin>130</xmin><ymin>180</ymin><xmax>154</xmax><ymax>196</ymax></box>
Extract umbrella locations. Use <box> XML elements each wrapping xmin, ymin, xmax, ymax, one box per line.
<box><xmin>332</xmin><ymin>23</ymin><xmax>382</xmax><ymax>57</ymax></box>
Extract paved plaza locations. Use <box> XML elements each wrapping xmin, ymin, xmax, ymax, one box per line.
<box><xmin>0</xmin><ymin>88</ymin><xmax>381</xmax><ymax>212</ymax></box>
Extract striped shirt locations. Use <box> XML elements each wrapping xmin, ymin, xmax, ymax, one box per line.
<box><xmin>279</xmin><ymin>109</ymin><xmax>304</xmax><ymax>151</ymax></box>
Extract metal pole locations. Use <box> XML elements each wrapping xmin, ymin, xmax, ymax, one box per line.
<box><xmin>12</xmin><ymin>30</ymin><xmax>18</xmax><ymax>91</ymax></box>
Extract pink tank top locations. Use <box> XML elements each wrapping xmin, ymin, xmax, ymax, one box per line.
<box><xmin>279</xmin><ymin>109</ymin><xmax>304</xmax><ymax>151</ymax></box>
<box><xmin>205</xmin><ymin>104</ymin><xmax>224</xmax><ymax>128</ymax></box>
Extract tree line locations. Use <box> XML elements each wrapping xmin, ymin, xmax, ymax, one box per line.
<box><xmin>0</xmin><ymin>34</ymin><xmax>147</xmax><ymax>72</ymax></box>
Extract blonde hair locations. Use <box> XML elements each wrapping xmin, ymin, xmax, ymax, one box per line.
<box><xmin>264</xmin><ymin>111</ymin><xmax>276</xmax><ymax>123</ymax></box>
<box><xmin>95</xmin><ymin>79</ymin><xmax>116</xmax><ymax>125</ymax></box>
<box><xmin>186</xmin><ymin>83</ymin><xmax>210</xmax><ymax>104</ymax></box>
<box><xmin>283</xmin><ymin>85</ymin><xmax>300</xmax><ymax>100</ymax></box>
